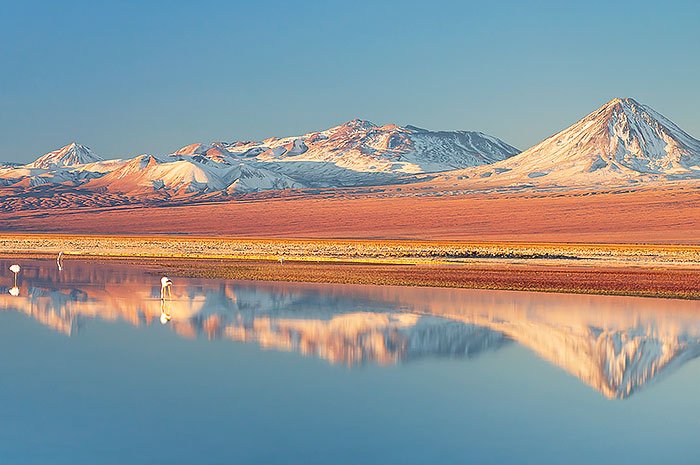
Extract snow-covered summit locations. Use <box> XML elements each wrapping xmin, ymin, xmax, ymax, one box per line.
<box><xmin>340</xmin><ymin>118</ymin><xmax>377</xmax><ymax>131</ymax></box>
<box><xmin>26</xmin><ymin>142</ymin><xmax>104</xmax><ymax>169</ymax></box>
<box><xmin>608</xmin><ymin>98</ymin><xmax>700</xmax><ymax>172</ymax></box>
<box><xmin>579</xmin><ymin>97</ymin><xmax>700</xmax><ymax>174</ymax></box>
<box><xmin>197</xmin><ymin>119</ymin><xmax>521</xmax><ymax>179</ymax></box>
<box><xmin>464</xmin><ymin>97</ymin><xmax>700</xmax><ymax>185</ymax></box>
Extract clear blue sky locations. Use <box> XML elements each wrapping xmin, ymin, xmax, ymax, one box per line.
<box><xmin>2</xmin><ymin>0</ymin><xmax>699</xmax><ymax>163</ymax></box>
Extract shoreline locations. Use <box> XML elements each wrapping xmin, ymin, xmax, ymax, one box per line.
<box><xmin>3</xmin><ymin>251</ymin><xmax>700</xmax><ymax>300</ymax></box>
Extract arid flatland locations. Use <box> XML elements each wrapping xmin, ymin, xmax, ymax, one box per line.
<box><xmin>2</xmin><ymin>186</ymin><xmax>699</xmax><ymax>243</ymax></box>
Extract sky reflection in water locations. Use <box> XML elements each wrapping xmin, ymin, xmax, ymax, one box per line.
<box><xmin>1</xmin><ymin>259</ymin><xmax>700</xmax><ymax>465</ymax></box>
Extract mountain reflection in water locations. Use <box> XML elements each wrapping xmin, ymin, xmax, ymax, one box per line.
<box><xmin>2</xmin><ymin>259</ymin><xmax>700</xmax><ymax>399</ymax></box>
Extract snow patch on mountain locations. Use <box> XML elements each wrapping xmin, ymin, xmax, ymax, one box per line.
<box><xmin>87</xmin><ymin>154</ymin><xmax>230</xmax><ymax>193</ymax></box>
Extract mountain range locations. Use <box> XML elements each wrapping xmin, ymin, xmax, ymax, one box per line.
<box><xmin>0</xmin><ymin>121</ymin><xmax>519</xmax><ymax>196</ymax></box>
<box><xmin>1</xmin><ymin>98</ymin><xmax>699</xmax><ymax>207</ymax></box>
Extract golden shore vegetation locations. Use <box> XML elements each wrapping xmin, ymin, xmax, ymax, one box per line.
<box><xmin>2</xmin><ymin>234</ymin><xmax>700</xmax><ymax>268</ymax></box>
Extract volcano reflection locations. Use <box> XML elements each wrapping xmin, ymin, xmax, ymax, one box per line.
<box><xmin>2</xmin><ymin>259</ymin><xmax>700</xmax><ymax>399</ymax></box>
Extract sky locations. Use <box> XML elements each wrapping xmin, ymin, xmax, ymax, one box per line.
<box><xmin>1</xmin><ymin>0</ymin><xmax>699</xmax><ymax>163</ymax></box>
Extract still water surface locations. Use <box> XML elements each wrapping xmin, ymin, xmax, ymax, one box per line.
<box><xmin>1</xmin><ymin>259</ymin><xmax>700</xmax><ymax>464</ymax></box>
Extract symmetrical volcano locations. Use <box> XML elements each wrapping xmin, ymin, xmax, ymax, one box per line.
<box><xmin>458</xmin><ymin>98</ymin><xmax>700</xmax><ymax>186</ymax></box>
<box><xmin>26</xmin><ymin>142</ymin><xmax>104</xmax><ymax>169</ymax></box>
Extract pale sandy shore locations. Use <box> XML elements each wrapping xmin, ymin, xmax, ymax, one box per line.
<box><xmin>2</xmin><ymin>233</ymin><xmax>700</xmax><ymax>268</ymax></box>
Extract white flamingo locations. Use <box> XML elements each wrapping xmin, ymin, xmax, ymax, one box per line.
<box><xmin>9</xmin><ymin>264</ymin><xmax>20</xmax><ymax>296</ymax></box>
<box><xmin>9</xmin><ymin>264</ymin><xmax>20</xmax><ymax>286</ymax></box>
<box><xmin>161</xmin><ymin>276</ymin><xmax>173</xmax><ymax>300</ymax></box>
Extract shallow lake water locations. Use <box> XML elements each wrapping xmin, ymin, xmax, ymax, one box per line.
<box><xmin>1</xmin><ymin>258</ymin><xmax>700</xmax><ymax>465</ymax></box>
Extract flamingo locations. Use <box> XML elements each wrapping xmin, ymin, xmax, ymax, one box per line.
<box><xmin>161</xmin><ymin>276</ymin><xmax>173</xmax><ymax>300</ymax></box>
<box><xmin>9</xmin><ymin>264</ymin><xmax>20</xmax><ymax>286</ymax></box>
<box><xmin>9</xmin><ymin>264</ymin><xmax>20</xmax><ymax>296</ymax></box>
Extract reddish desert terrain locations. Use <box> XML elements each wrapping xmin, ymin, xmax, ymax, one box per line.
<box><xmin>2</xmin><ymin>186</ymin><xmax>699</xmax><ymax>243</ymax></box>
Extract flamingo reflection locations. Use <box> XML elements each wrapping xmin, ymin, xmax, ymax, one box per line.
<box><xmin>160</xmin><ymin>299</ymin><xmax>171</xmax><ymax>325</ymax></box>
<box><xmin>160</xmin><ymin>276</ymin><xmax>173</xmax><ymax>324</ymax></box>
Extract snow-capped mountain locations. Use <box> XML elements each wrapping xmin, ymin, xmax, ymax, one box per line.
<box><xmin>157</xmin><ymin>119</ymin><xmax>520</xmax><ymax>190</ymax></box>
<box><xmin>456</xmin><ymin>98</ymin><xmax>700</xmax><ymax>186</ymax></box>
<box><xmin>26</xmin><ymin>142</ymin><xmax>104</xmax><ymax>169</ymax></box>
<box><xmin>0</xmin><ymin>142</ymin><xmax>120</xmax><ymax>189</ymax></box>
<box><xmin>85</xmin><ymin>154</ymin><xmax>230</xmax><ymax>194</ymax></box>
<box><xmin>85</xmin><ymin>153</ymin><xmax>303</xmax><ymax>194</ymax></box>
<box><xmin>204</xmin><ymin>119</ymin><xmax>520</xmax><ymax>176</ymax></box>
<box><xmin>0</xmin><ymin>120</ymin><xmax>519</xmax><ymax>197</ymax></box>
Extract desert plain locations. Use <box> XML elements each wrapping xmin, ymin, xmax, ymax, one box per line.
<box><xmin>2</xmin><ymin>184</ymin><xmax>700</xmax><ymax>299</ymax></box>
